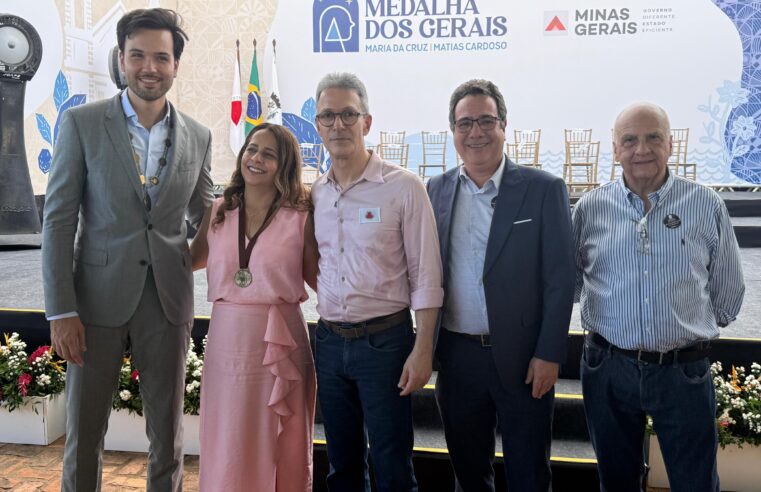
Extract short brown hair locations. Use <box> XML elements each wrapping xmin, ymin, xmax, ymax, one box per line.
<box><xmin>117</xmin><ymin>8</ymin><xmax>189</xmax><ymax>60</ymax></box>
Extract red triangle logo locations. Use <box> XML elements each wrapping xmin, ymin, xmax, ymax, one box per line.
<box><xmin>365</xmin><ymin>211</ymin><xmax>374</xmax><ymax>219</ymax></box>
<box><xmin>545</xmin><ymin>16</ymin><xmax>566</xmax><ymax>31</ymax></box>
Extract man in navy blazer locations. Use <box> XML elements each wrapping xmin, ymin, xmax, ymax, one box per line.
<box><xmin>426</xmin><ymin>79</ymin><xmax>575</xmax><ymax>491</ymax></box>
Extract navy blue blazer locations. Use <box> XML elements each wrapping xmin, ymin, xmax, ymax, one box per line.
<box><xmin>427</xmin><ymin>158</ymin><xmax>575</xmax><ymax>389</ymax></box>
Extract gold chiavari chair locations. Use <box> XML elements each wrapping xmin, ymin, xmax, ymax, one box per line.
<box><xmin>419</xmin><ymin>131</ymin><xmax>448</xmax><ymax>179</ymax></box>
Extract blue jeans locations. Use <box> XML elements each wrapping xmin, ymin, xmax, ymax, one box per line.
<box><xmin>581</xmin><ymin>337</ymin><xmax>719</xmax><ymax>492</ymax></box>
<box><xmin>315</xmin><ymin>318</ymin><xmax>417</xmax><ymax>492</ymax></box>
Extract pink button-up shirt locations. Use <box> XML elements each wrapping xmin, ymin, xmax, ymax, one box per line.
<box><xmin>311</xmin><ymin>152</ymin><xmax>444</xmax><ymax>322</ymax></box>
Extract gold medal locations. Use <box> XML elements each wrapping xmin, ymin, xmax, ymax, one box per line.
<box><xmin>234</xmin><ymin>268</ymin><xmax>252</xmax><ymax>288</ymax></box>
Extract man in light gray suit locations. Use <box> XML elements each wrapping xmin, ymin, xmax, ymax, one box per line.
<box><xmin>41</xmin><ymin>8</ymin><xmax>213</xmax><ymax>491</ymax></box>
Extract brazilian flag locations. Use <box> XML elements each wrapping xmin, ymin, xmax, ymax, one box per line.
<box><xmin>245</xmin><ymin>50</ymin><xmax>263</xmax><ymax>134</ymax></box>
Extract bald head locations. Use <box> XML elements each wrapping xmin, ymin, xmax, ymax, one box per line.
<box><xmin>612</xmin><ymin>102</ymin><xmax>673</xmax><ymax>197</ymax></box>
<box><xmin>614</xmin><ymin>102</ymin><xmax>670</xmax><ymax>140</ymax></box>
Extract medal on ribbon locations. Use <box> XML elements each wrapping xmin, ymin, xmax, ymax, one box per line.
<box><xmin>236</xmin><ymin>196</ymin><xmax>280</xmax><ymax>288</ymax></box>
<box><xmin>234</xmin><ymin>268</ymin><xmax>253</xmax><ymax>287</ymax></box>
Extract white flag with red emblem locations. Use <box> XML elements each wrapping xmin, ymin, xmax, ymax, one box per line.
<box><xmin>229</xmin><ymin>42</ymin><xmax>245</xmax><ymax>155</ymax></box>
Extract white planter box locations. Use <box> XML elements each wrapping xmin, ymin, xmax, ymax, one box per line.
<box><xmin>0</xmin><ymin>394</ymin><xmax>66</xmax><ymax>445</ymax></box>
<box><xmin>649</xmin><ymin>435</ymin><xmax>761</xmax><ymax>491</ymax></box>
<box><xmin>104</xmin><ymin>410</ymin><xmax>199</xmax><ymax>455</ymax></box>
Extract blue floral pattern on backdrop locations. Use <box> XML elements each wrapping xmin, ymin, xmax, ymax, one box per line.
<box><xmin>711</xmin><ymin>1</ymin><xmax>761</xmax><ymax>184</ymax></box>
<box><xmin>34</xmin><ymin>71</ymin><xmax>87</xmax><ymax>174</ymax></box>
<box><xmin>283</xmin><ymin>97</ymin><xmax>331</xmax><ymax>173</ymax></box>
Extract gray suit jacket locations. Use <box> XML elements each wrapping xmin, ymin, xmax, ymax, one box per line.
<box><xmin>42</xmin><ymin>93</ymin><xmax>213</xmax><ymax>327</ymax></box>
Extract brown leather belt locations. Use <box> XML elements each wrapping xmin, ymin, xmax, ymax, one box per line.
<box><xmin>589</xmin><ymin>332</ymin><xmax>710</xmax><ymax>365</ymax></box>
<box><xmin>321</xmin><ymin>309</ymin><xmax>411</xmax><ymax>339</ymax></box>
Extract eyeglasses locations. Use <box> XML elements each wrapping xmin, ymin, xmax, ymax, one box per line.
<box><xmin>316</xmin><ymin>110</ymin><xmax>366</xmax><ymax>127</ymax></box>
<box><xmin>454</xmin><ymin>115</ymin><xmax>501</xmax><ymax>133</ymax></box>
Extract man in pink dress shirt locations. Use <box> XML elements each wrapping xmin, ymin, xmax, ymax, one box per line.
<box><xmin>310</xmin><ymin>72</ymin><xmax>444</xmax><ymax>492</ymax></box>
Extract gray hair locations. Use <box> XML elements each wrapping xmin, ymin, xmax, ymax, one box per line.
<box><xmin>315</xmin><ymin>72</ymin><xmax>370</xmax><ymax>113</ymax></box>
<box><xmin>448</xmin><ymin>79</ymin><xmax>507</xmax><ymax>130</ymax></box>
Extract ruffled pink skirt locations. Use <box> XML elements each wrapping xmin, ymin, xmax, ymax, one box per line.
<box><xmin>199</xmin><ymin>302</ymin><xmax>315</xmax><ymax>492</ymax></box>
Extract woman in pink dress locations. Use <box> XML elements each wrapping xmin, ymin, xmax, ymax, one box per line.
<box><xmin>190</xmin><ymin>123</ymin><xmax>318</xmax><ymax>491</ymax></box>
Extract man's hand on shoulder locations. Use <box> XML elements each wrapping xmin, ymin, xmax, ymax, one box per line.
<box><xmin>50</xmin><ymin>316</ymin><xmax>87</xmax><ymax>366</ymax></box>
<box><xmin>398</xmin><ymin>346</ymin><xmax>433</xmax><ymax>396</ymax></box>
<box><xmin>524</xmin><ymin>357</ymin><xmax>559</xmax><ymax>399</ymax></box>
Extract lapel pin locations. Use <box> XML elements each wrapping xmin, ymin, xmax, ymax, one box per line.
<box><xmin>663</xmin><ymin>214</ymin><xmax>682</xmax><ymax>229</ymax></box>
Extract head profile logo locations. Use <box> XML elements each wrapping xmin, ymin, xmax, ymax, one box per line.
<box><xmin>544</xmin><ymin>11</ymin><xmax>568</xmax><ymax>36</ymax></box>
<box><xmin>313</xmin><ymin>0</ymin><xmax>359</xmax><ymax>53</ymax></box>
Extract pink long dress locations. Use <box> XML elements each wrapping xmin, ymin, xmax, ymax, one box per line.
<box><xmin>199</xmin><ymin>198</ymin><xmax>315</xmax><ymax>492</ymax></box>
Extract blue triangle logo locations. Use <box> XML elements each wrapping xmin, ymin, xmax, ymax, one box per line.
<box><xmin>325</xmin><ymin>17</ymin><xmax>341</xmax><ymax>42</ymax></box>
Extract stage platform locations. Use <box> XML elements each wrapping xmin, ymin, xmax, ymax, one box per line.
<box><xmin>2</xmin><ymin>308</ymin><xmax>759</xmax><ymax>491</ymax></box>
<box><xmin>1</xmin><ymin>190</ymin><xmax>758</xmax><ymax>491</ymax></box>
<box><xmin>3</xmin><ymin>187</ymin><xmax>759</xmax><ymax>337</ymax></box>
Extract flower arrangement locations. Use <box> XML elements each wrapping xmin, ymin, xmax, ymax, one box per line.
<box><xmin>713</xmin><ymin>361</ymin><xmax>761</xmax><ymax>448</ymax></box>
<box><xmin>112</xmin><ymin>336</ymin><xmax>206</xmax><ymax>416</ymax></box>
<box><xmin>112</xmin><ymin>356</ymin><xmax>144</xmax><ymax>416</ymax></box>
<box><xmin>184</xmin><ymin>337</ymin><xmax>204</xmax><ymax>416</ymax></box>
<box><xmin>0</xmin><ymin>332</ymin><xmax>66</xmax><ymax>412</ymax></box>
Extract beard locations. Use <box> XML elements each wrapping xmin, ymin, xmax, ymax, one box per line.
<box><xmin>126</xmin><ymin>75</ymin><xmax>173</xmax><ymax>102</ymax></box>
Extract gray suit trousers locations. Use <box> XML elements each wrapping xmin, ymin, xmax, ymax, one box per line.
<box><xmin>61</xmin><ymin>270</ymin><xmax>191</xmax><ymax>492</ymax></box>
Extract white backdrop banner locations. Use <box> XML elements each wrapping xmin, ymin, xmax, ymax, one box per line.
<box><xmin>266</xmin><ymin>0</ymin><xmax>754</xmax><ymax>184</ymax></box>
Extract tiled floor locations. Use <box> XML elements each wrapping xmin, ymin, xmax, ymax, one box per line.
<box><xmin>0</xmin><ymin>438</ymin><xmax>199</xmax><ymax>491</ymax></box>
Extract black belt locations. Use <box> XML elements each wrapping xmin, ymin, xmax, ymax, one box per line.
<box><xmin>446</xmin><ymin>329</ymin><xmax>491</xmax><ymax>347</ymax></box>
<box><xmin>321</xmin><ymin>309</ymin><xmax>410</xmax><ymax>339</ymax></box>
<box><xmin>589</xmin><ymin>332</ymin><xmax>710</xmax><ymax>365</ymax></box>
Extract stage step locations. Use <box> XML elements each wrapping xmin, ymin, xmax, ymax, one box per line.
<box><xmin>719</xmin><ymin>191</ymin><xmax>761</xmax><ymax>217</ymax></box>
<box><xmin>313</xmin><ymin>425</ymin><xmax>597</xmax><ymax>463</ymax></box>
<box><xmin>312</xmin><ymin>425</ymin><xmax>599</xmax><ymax>491</ymax></box>
<box><xmin>315</xmin><ymin>374</ymin><xmax>590</xmax><ymax>442</ymax></box>
<box><xmin>732</xmin><ymin>216</ymin><xmax>761</xmax><ymax>247</ymax></box>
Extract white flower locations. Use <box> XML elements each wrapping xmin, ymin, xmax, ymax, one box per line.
<box><xmin>185</xmin><ymin>380</ymin><xmax>201</xmax><ymax>394</ymax></box>
<box><xmin>10</xmin><ymin>339</ymin><xmax>26</xmax><ymax>350</ymax></box>
<box><xmin>717</xmin><ymin>80</ymin><xmax>750</xmax><ymax>108</ymax></box>
<box><xmin>37</xmin><ymin>374</ymin><xmax>51</xmax><ymax>386</ymax></box>
<box><xmin>192</xmin><ymin>369</ymin><xmax>202</xmax><ymax>378</ymax></box>
<box><xmin>119</xmin><ymin>390</ymin><xmax>132</xmax><ymax>401</ymax></box>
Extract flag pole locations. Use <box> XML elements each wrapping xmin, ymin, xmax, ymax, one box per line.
<box><xmin>266</xmin><ymin>39</ymin><xmax>282</xmax><ymax>125</ymax></box>
<box><xmin>229</xmin><ymin>38</ymin><xmax>245</xmax><ymax>154</ymax></box>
